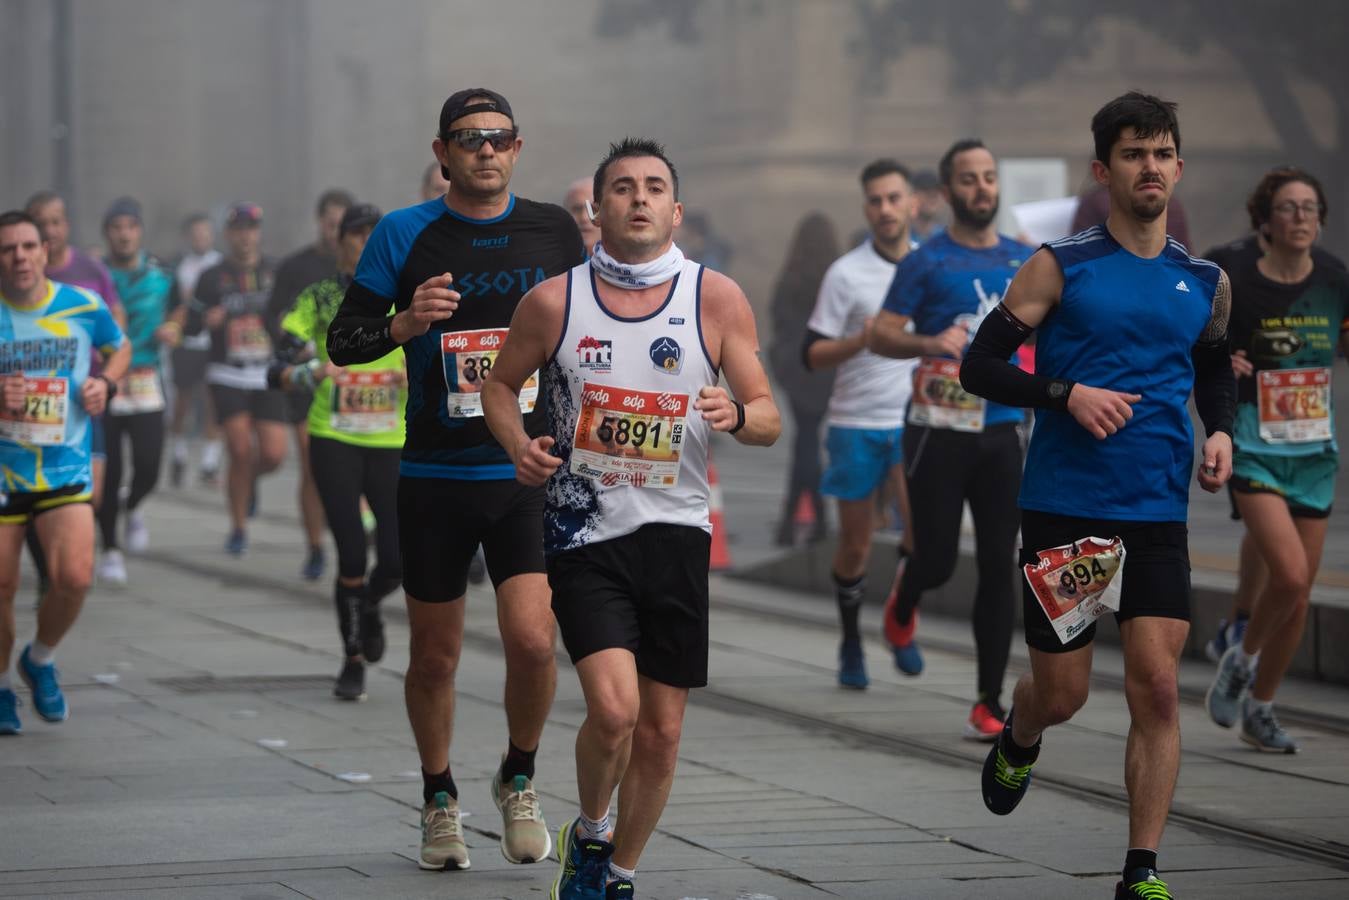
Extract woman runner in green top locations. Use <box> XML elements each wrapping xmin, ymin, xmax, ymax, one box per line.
<box><xmin>271</xmin><ymin>203</ymin><xmax>405</xmax><ymax>701</ymax></box>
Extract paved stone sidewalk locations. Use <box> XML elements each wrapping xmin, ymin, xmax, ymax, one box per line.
<box><xmin>1</xmin><ymin>473</ymin><xmax>1346</xmax><ymax>898</ymax></box>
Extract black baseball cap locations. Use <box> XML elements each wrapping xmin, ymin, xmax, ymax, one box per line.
<box><xmin>225</xmin><ymin>202</ymin><xmax>263</xmax><ymax>228</ymax></box>
<box><xmin>339</xmin><ymin>203</ymin><xmax>381</xmax><ymax>237</ymax></box>
<box><xmin>102</xmin><ymin>196</ymin><xmax>142</xmax><ymax>229</ymax></box>
<box><xmin>438</xmin><ymin>88</ymin><xmax>514</xmax><ymax>136</ymax></box>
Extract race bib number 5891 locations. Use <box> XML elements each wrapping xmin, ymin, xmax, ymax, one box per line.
<box><xmin>570</xmin><ymin>382</ymin><xmax>688</xmax><ymax>489</ymax></box>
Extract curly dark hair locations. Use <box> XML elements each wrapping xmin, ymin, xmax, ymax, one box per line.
<box><xmin>1246</xmin><ymin>165</ymin><xmax>1328</xmax><ymax>231</ymax></box>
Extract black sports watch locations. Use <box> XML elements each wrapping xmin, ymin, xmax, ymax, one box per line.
<box><xmin>95</xmin><ymin>375</ymin><xmax>119</xmax><ymax>399</ymax></box>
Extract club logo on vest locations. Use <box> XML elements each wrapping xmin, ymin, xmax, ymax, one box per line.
<box><xmin>649</xmin><ymin>336</ymin><xmax>682</xmax><ymax>375</ymax></box>
<box><xmin>577</xmin><ymin>335</ymin><xmax>613</xmax><ymax>373</ymax></box>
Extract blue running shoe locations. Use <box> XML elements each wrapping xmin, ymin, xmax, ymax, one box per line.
<box><xmin>551</xmin><ymin>818</ymin><xmax>613</xmax><ymax>900</ymax></box>
<box><xmin>1205</xmin><ymin>617</ymin><xmax>1248</xmax><ymax>663</ymax></box>
<box><xmin>891</xmin><ymin>639</ymin><xmax>923</xmax><ymax>676</ymax></box>
<box><xmin>302</xmin><ymin>546</ymin><xmax>325</xmax><ymax>581</ymax></box>
<box><xmin>1205</xmin><ymin>644</ymin><xmax>1253</xmax><ymax>728</ymax></box>
<box><xmin>225</xmin><ymin>528</ymin><xmax>247</xmax><ymax>556</ymax></box>
<box><xmin>19</xmin><ymin>645</ymin><xmax>68</xmax><ymax>722</ymax></box>
<box><xmin>0</xmin><ymin>688</ymin><xmax>21</xmax><ymax>734</ymax></box>
<box><xmin>838</xmin><ymin>639</ymin><xmax>868</xmax><ymax>689</ymax></box>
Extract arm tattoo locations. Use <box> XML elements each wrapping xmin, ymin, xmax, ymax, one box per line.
<box><xmin>1199</xmin><ymin>269</ymin><xmax>1231</xmax><ymax>343</ymax></box>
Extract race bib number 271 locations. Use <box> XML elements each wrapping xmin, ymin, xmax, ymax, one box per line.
<box><xmin>0</xmin><ymin>377</ymin><xmax>68</xmax><ymax>445</ymax></box>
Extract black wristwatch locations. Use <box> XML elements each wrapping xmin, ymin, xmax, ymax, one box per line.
<box><xmin>96</xmin><ymin>375</ymin><xmax>119</xmax><ymax>399</ymax></box>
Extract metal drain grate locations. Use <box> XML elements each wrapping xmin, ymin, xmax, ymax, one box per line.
<box><xmin>152</xmin><ymin>674</ymin><xmax>335</xmax><ymax>694</ymax></box>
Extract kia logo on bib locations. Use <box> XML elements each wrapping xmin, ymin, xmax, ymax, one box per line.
<box><xmin>650</xmin><ymin>337</ymin><xmax>682</xmax><ymax>375</ymax></box>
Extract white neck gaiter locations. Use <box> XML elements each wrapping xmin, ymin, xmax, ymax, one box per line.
<box><xmin>589</xmin><ymin>241</ymin><xmax>685</xmax><ymax>290</ymax></box>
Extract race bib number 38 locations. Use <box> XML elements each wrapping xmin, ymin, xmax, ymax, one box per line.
<box><xmin>570</xmin><ymin>382</ymin><xmax>688</xmax><ymax>489</ymax></box>
<box><xmin>1257</xmin><ymin>367</ymin><xmax>1332</xmax><ymax>444</ymax></box>
<box><xmin>0</xmin><ymin>377</ymin><xmax>68</xmax><ymax>445</ymax></box>
<box><xmin>442</xmin><ymin>329</ymin><xmax>536</xmax><ymax>418</ymax></box>
<box><xmin>331</xmin><ymin>370</ymin><xmax>400</xmax><ymax>434</ymax></box>
<box><xmin>1023</xmin><ymin>536</ymin><xmax>1126</xmax><ymax>645</ymax></box>
<box><xmin>909</xmin><ymin>357</ymin><xmax>985</xmax><ymax>432</ymax></box>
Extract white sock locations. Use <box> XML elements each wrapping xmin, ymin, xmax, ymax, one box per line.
<box><xmin>27</xmin><ymin>640</ymin><xmax>56</xmax><ymax>666</ymax></box>
<box><xmin>201</xmin><ymin>440</ymin><xmax>222</xmax><ymax>468</ymax></box>
<box><xmin>0</xmin><ymin>672</ymin><xmax>12</xmax><ymax>691</ymax></box>
<box><xmin>607</xmin><ymin>861</ymin><xmax>636</xmax><ymax>884</ymax></box>
<box><xmin>577</xmin><ymin>810</ymin><xmax>611</xmax><ymax>841</ymax></box>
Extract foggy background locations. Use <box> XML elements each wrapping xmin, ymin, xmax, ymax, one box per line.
<box><xmin>2</xmin><ymin>0</ymin><xmax>1345</xmax><ymax>308</ymax></box>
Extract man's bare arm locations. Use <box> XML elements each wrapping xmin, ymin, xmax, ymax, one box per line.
<box><xmin>698</xmin><ymin>272</ymin><xmax>780</xmax><ymax>446</ymax></box>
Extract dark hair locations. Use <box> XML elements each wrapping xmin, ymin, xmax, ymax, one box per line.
<box><xmin>316</xmin><ymin>189</ymin><xmax>355</xmax><ymax>217</ymax></box>
<box><xmin>1091</xmin><ymin>91</ymin><xmax>1180</xmax><ymax>164</ymax></box>
<box><xmin>181</xmin><ymin>212</ymin><xmax>210</xmax><ymax>232</ymax></box>
<box><xmin>593</xmin><ymin>137</ymin><xmax>679</xmax><ymax>203</ymax></box>
<box><xmin>1247</xmin><ymin>166</ymin><xmax>1328</xmax><ymax>231</ymax></box>
<box><xmin>938</xmin><ymin>139</ymin><xmax>990</xmax><ymax>186</ymax></box>
<box><xmin>24</xmin><ymin>190</ymin><xmax>62</xmax><ymax>215</ymax></box>
<box><xmin>0</xmin><ymin>209</ymin><xmax>46</xmax><ymax>242</ymax></box>
<box><xmin>860</xmin><ymin>159</ymin><xmax>912</xmax><ymax>188</ymax></box>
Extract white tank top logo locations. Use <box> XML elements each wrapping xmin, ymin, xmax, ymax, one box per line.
<box><xmin>649</xmin><ymin>337</ymin><xmax>683</xmax><ymax>375</ymax></box>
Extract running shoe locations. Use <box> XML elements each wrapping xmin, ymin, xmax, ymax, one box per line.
<box><xmin>1205</xmin><ymin>644</ymin><xmax>1253</xmax><ymax>728</ymax></box>
<box><xmin>225</xmin><ymin>528</ymin><xmax>247</xmax><ymax>557</ymax></box>
<box><xmin>1115</xmin><ymin>866</ymin><xmax>1174</xmax><ymax>899</ymax></box>
<box><xmin>881</xmin><ymin>557</ymin><xmax>922</xmax><ymax>675</ymax></box>
<box><xmin>491</xmin><ymin>768</ymin><xmax>551</xmax><ymax>864</ymax></box>
<box><xmin>125</xmin><ymin>510</ymin><xmax>149</xmax><ymax>554</ymax></box>
<box><xmin>981</xmin><ymin>721</ymin><xmax>1038</xmax><ymax>816</ymax></box>
<box><xmin>333</xmin><ymin>659</ymin><xmax>365</xmax><ymax>702</ymax></box>
<box><xmin>964</xmin><ymin>700</ymin><xmax>1005</xmax><ymax>742</ymax></box>
<box><xmin>605</xmin><ymin>878</ymin><xmax>635</xmax><ymax>899</ymax></box>
<box><xmin>1204</xmin><ymin>617</ymin><xmax>1247</xmax><ymax>663</ymax></box>
<box><xmin>838</xmin><ymin>638</ymin><xmax>868</xmax><ymax>690</ymax></box>
<box><xmin>97</xmin><ymin>549</ymin><xmax>128</xmax><ymax>586</ymax></box>
<box><xmin>302</xmin><ymin>546</ymin><xmax>325</xmax><ymax>581</ymax></box>
<box><xmin>1241</xmin><ymin>701</ymin><xmax>1299</xmax><ymax>753</ymax></box>
<box><xmin>18</xmin><ymin>645</ymin><xmax>68</xmax><ymax>722</ymax></box>
<box><xmin>551</xmin><ymin>818</ymin><xmax>613</xmax><ymax>900</ymax></box>
<box><xmin>0</xmin><ymin>688</ymin><xmax>21</xmax><ymax>735</ymax></box>
<box><xmin>360</xmin><ymin>598</ymin><xmax>386</xmax><ymax>664</ymax></box>
<box><xmin>419</xmin><ymin>790</ymin><xmax>470</xmax><ymax>870</ymax></box>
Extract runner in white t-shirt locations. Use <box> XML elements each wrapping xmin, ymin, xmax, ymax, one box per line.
<box><xmin>804</xmin><ymin>159</ymin><xmax>919</xmax><ymax>689</ymax></box>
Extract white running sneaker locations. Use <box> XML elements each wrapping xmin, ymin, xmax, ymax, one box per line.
<box><xmin>98</xmin><ymin>550</ymin><xmax>128</xmax><ymax>586</ymax></box>
<box><xmin>126</xmin><ymin>511</ymin><xmax>150</xmax><ymax>554</ymax></box>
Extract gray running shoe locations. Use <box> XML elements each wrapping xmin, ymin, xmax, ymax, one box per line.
<box><xmin>419</xmin><ymin>791</ymin><xmax>470</xmax><ymax>870</ymax></box>
<box><xmin>1241</xmin><ymin>701</ymin><xmax>1299</xmax><ymax>753</ymax></box>
<box><xmin>491</xmin><ymin>767</ymin><xmax>551</xmax><ymax>864</ymax></box>
<box><xmin>1205</xmin><ymin>644</ymin><xmax>1253</xmax><ymax>728</ymax></box>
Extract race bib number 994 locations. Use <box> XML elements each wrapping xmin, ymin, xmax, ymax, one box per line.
<box><xmin>442</xmin><ymin>329</ymin><xmax>537</xmax><ymax>418</ymax></box>
<box><xmin>1023</xmin><ymin>536</ymin><xmax>1126</xmax><ymax>645</ymax></box>
<box><xmin>570</xmin><ymin>382</ymin><xmax>688</xmax><ymax>489</ymax></box>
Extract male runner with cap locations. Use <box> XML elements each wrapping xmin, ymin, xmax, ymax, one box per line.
<box><xmin>327</xmin><ymin>88</ymin><xmax>584</xmax><ymax>871</ymax></box>
<box><xmin>960</xmin><ymin>92</ymin><xmax>1235</xmax><ymax>900</ymax></box>
<box><xmin>869</xmin><ymin>139</ymin><xmax>1028</xmax><ymax>740</ymax></box>
<box><xmin>97</xmin><ymin>197</ymin><xmax>176</xmax><ymax>585</ymax></box>
<box><xmin>483</xmin><ymin>137</ymin><xmax>781</xmax><ymax>900</ymax></box>
<box><xmin>803</xmin><ymin>158</ymin><xmax>917</xmax><ymax>690</ymax></box>
<box><xmin>186</xmin><ymin>203</ymin><xmax>287</xmax><ymax>556</ymax></box>
<box><xmin>0</xmin><ymin>210</ymin><xmax>128</xmax><ymax>735</ymax></box>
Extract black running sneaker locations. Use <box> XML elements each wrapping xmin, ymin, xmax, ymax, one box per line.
<box><xmin>334</xmin><ymin>659</ymin><xmax>366</xmax><ymax>701</ymax></box>
<box><xmin>360</xmin><ymin>600</ymin><xmax>386</xmax><ymax>664</ymax></box>
<box><xmin>605</xmin><ymin>878</ymin><xmax>635</xmax><ymax>899</ymax></box>
<box><xmin>981</xmin><ymin>724</ymin><xmax>1039</xmax><ymax>816</ymax></box>
<box><xmin>1115</xmin><ymin>867</ymin><xmax>1174</xmax><ymax>899</ymax></box>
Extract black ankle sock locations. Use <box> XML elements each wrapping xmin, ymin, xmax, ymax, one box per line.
<box><xmin>833</xmin><ymin>572</ymin><xmax>865</xmax><ymax>644</ymax></box>
<box><xmin>998</xmin><ymin>711</ymin><xmax>1040</xmax><ymax>765</ymax></box>
<box><xmin>1123</xmin><ymin>848</ymin><xmax>1157</xmax><ymax>879</ymax></box>
<box><xmin>500</xmin><ymin>740</ymin><xmax>537</xmax><ymax>781</ymax></box>
<box><xmin>422</xmin><ymin>766</ymin><xmax>457</xmax><ymax>803</ymax></box>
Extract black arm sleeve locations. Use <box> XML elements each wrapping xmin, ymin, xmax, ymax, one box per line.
<box><xmin>1191</xmin><ymin>338</ymin><xmax>1236</xmax><ymax>437</ymax></box>
<box><xmin>800</xmin><ymin>328</ymin><xmax>829</xmax><ymax>371</ymax></box>
<box><xmin>960</xmin><ymin>304</ymin><xmax>1073</xmax><ymax>411</ymax></box>
<box><xmin>326</xmin><ymin>280</ymin><xmax>398</xmax><ymax>366</ymax></box>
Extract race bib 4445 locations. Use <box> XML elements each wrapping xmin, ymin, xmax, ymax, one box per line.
<box><xmin>570</xmin><ymin>382</ymin><xmax>688</xmax><ymax>489</ymax></box>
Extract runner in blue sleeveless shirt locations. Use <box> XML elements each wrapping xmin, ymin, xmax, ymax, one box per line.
<box><xmin>960</xmin><ymin>92</ymin><xmax>1235</xmax><ymax>900</ymax></box>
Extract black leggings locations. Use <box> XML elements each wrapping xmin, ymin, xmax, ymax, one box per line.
<box><xmin>308</xmin><ymin>435</ymin><xmax>400</xmax><ymax>581</ymax></box>
<box><xmin>99</xmin><ymin>411</ymin><xmax>166</xmax><ymax>550</ymax></box>
<box><xmin>895</xmin><ymin>422</ymin><xmax>1022</xmax><ymax>703</ymax></box>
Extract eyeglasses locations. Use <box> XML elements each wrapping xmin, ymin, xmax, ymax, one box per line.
<box><xmin>443</xmin><ymin>128</ymin><xmax>517</xmax><ymax>152</ymax></box>
<box><xmin>1271</xmin><ymin>201</ymin><xmax>1323</xmax><ymax>219</ymax></box>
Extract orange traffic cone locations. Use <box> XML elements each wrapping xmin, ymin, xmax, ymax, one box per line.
<box><xmin>708</xmin><ymin>458</ymin><xmax>732</xmax><ymax>571</ymax></box>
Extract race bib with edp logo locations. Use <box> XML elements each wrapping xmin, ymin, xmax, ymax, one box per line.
<box><xmin>441</xmin><ymin>329</ymin><xmax>537</xmax><ymax>418</ymax></box>
<box><xmin>909</xmin><ymin>357</ymin><xmax>985</xmax><ymax>432</ymax></box>
<box><xmin>331</xmin><ymin>370</ymin><xmax>400</xmax><ymax>434</ymax></box>
<box><xmin>1257</xmin><ymin>367</ymin><xmax>1332</xmax><ymax>444</ymax></box>
<box><xmin>1023</xmin><ymin>536</ymin><xmax>1126</xmax><ymax>645</ymax></box>
<box><xmin>570</xmin><ymin>382</ymin><xmax>688</xmax><ymax>489</ymax></box>
<box><xmin>0</xmin><ymin>377</ymin><xmax>68</xmax><ymax>445</ymax></box>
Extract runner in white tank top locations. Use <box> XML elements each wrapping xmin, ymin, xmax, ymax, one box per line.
<box><xmin>483</xmin><ymin>139</ymin><xmax>780</xmax><ymax>899</ymax></box>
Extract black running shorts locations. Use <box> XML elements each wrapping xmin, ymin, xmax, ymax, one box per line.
<box><xmin>397</xmin><ymin>476</ymin><xmax>545</xmax><ymax>602</ymax></box>
<box><xmin>0</xmin><ymin>483</ymin><xmax>91</xmax><ymax>525</ymax></box>
<box><xmin>1020</xmin><ymin>509</ymin><xmax>1190</xmax><ymax>654</ymax></box>
<box><xmin>547</xmin><ymin>523</ymin><xmax>711</xmax><ymax>688</ymax></box>
<box><xmin>209</xmin><ymin>384</ymin><xmax>289</xmax><ymax>425</ymax></box>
